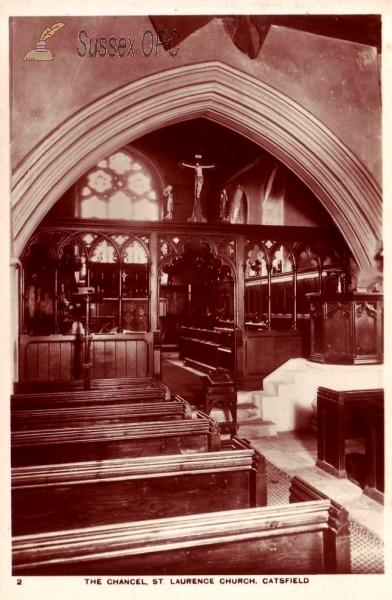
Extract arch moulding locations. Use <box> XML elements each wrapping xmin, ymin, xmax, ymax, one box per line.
<box><xmin>12</xmin><ymin>62</ymin><xmax>382</xmax><ymax>267</ymax></box>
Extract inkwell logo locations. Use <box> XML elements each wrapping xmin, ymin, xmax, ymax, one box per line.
<box><xmin>24</xmin><ymin>22</ymin><xmax>66</xmax><ymax>61</ymax></box>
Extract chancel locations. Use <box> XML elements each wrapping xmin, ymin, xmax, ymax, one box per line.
<box><xmin>8</xmin><ymin>14</ymin><xmax>384</xmax><ymax>577</ymax></box>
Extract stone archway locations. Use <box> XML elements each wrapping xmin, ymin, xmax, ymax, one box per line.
<box><xmin>12</xmin><ymin>61</ymin><xmax>381</xmax><ymax>267</ymax></box>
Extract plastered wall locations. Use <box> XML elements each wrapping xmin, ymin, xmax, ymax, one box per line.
<box><xmin>11</xmin><ymin>16</ymin><xmax>381</xmax><ymax>186</ymax></box>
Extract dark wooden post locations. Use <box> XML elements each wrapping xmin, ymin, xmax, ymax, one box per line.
<box><xmin>54</xmin><ymin>262</ymin><xmax>59</xmax><ymax>333</ymax></box>
<box><xmin>266</xmin><ymin>263</ymin><xmax>272</xmax><ymax>329</ymax></box>
<box><xmin>78</xmin><ymin>288</ymin><xmax>94</xmax><ymax>390</ymax></box>
<box><xmin>117</xmin><ymin>266</ymin><xmax>123</xmax><ymax>333</ymax></box>
<box><xmin>292</xmin><ymin>265</ymin><xmax>298</xmax><ymax>330</ymax></box>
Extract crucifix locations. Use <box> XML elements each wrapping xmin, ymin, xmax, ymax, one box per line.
<box><xmin>181</xmin><ymin>155</ymin><xmax>215</xmax><ymax>222</ymax></box>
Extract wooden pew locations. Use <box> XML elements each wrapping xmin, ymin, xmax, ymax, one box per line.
<box><xmin>12</xmin><ymin>498</ymin><xmax>350</xmax><ymax>575</ymax></box>
<box><xmin>12</xmin><ymin>437</ymin><xmax>265</xmax><ymax>536</ymax></box>
<box><xmin>14</xmin><ymin>377</ymin><xmax>154</xmax><ymax>395</ymax></box>
<box><xmin>11</xmin><ymin>412</ymin><xmax>220</xmax><ymax>467</ymax></box>
<box><xmin>11</xmin><ymin>384</ymin><xmax>168</xmax><ymax>411</ymax></box>
<box><xmin>11</xmin><ymin>396</ymin><xmax>192</xmax><ymax>431</ymax></box>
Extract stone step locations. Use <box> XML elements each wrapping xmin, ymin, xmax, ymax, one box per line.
<box><xmin>237</xmin><ymin>390</ymin><xmax>253</xmax><ymax>404</ymax></box>
<box><xmin>262</xmin><ymin>380</ymin><xmax>297</xmax><ymax>398</ymax></box>
<box><xmin>265</xmin><ymin>370</ymin><xmax>295</xmax><ymax>384</ymax></box>
<box><xmin>237</xmin><ymin>419</ymin><xmax>277</xmax><ymax>438</ymax></box>
<box><xmin>210</xmin><ymin>401</ymin><xmax>260</xmax><ymax>424</ymax></box>
<box><xmin>237</xmin><ymin>402</ymin><xmax>260</xmax><ymax>422</ymax></box>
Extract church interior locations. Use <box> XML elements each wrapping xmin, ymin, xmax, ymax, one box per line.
<box><xmin>8</xmin><ymin>14</ymin><xmax>384</xmax><ymax>576</ymax></box>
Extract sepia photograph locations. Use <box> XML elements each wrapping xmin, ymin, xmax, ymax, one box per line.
<box><xmin>0</xmin><ymin>1</ymin><xmax>390</xmax><ymax>597</ymax></box>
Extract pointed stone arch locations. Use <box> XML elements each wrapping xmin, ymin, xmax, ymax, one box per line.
<box><xmin>12</xmin><ymin>62</ymin><xmax>381</xmax><ymax>267</ymax></box>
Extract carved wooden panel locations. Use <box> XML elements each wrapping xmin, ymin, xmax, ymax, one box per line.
<box><xmin>309</xmin><ymin>302</ymin><xmax>323</xmax><ymax>355</ymax></box>
<box><xmin>355</xmin><ymin>302</ymin><xmax>379</xmax><ymax>356</ymax></box>
<box><xmin>325</xmin><ymin>303</ymin><xmax>352</xmax><ymax>359</ymax></box>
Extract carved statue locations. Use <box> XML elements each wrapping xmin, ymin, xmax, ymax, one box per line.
<box><xmin>220</xmin><ymin>189</ymin><xmax>229</xmax><ymax>221</ymax></box>
<box><xmin>163</xmin><ymin>185</ymin><xmax>173</xmax><ymax>219</ymax></box>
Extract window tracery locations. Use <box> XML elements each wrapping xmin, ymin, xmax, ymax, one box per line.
<box><xmin>77</xmin><ymin>149</ymin><xmax>159</xmax><ymax>221</ymax></box>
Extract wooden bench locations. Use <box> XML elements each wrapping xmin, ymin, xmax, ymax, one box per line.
<box><xmin>14</xmin><ymin>377</ymin><xmax>155</xmax><ymax>395</ymax></box>
<box><xmin>11</xmin><ymin>411</ymin><xmax>220</xmax><ymax>467</ymax></box>
<box><xmin>12</xmin><ymin>497</ymin><xmax>350</xmax><ymax>575</ymax></box>
<box><xmin>12</xmin><ymin>437</ymin><xmax>265</xmax><ymax>536</ymax></box>
<box><xmin>11</xmin><ymin>385</ymin><xmax>168</xmax><ymax>411</ymax></box>
<box><xmin>11</xmin><ymin>396</ymin><xmax>192</xmax><ymax>431</ymax></box>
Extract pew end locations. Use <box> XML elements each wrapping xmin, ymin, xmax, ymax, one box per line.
<box><xmin>289</xmin><ymin>476</ymin><xmax>351</xmax><ymax>575</ymax></box>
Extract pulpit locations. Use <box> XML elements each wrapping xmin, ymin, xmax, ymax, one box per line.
<box><xmin>307</xmin><ymin>293</ymin><xmax>383</xmax><ymax>364</ymax></box>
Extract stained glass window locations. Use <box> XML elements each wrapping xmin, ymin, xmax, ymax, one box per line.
<box><xmin>77</xmin><ymin>149</ymin><xmax>159</xmax><ymax>220</ymax></box>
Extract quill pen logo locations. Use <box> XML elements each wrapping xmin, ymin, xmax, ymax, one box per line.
<box><xmin>24</xmin><ymin>22</ymin><xmax>66</xmax><ymax>61</ymax></box>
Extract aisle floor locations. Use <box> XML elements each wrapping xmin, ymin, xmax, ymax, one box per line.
<box><xmin>238</xmin><ymin>422</ymin><xmax>384</xmax><ymax>541</ymax></box>
<box><xmin>162</xmin><ymin>356</ymin><xmax>385</xmax><ymax>569</ymax></box>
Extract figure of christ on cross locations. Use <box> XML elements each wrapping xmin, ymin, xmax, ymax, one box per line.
<box><xmin>181</xmin><ymin>160</ymin><xmax>216</xmax><ymax>199</ymax></box>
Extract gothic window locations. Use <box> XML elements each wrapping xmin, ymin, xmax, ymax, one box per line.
<box><xmin>123</xmin><ymin>240</ymin><xmax>148</xmax><ymax>264</ymax></box>
<box><xmin>76</xmin><ymin>149</ymin><xmax>159</xmax><ymax>221</ymax></box>
<box><xmin>272</xmin><ymin>244</ymin><xmax>293</xmax><ymax>274</ymax></box>
<box><xmin>245</xmin><ymin>243</ymin><xmax>268</xmax><ymax>278</ymax></box>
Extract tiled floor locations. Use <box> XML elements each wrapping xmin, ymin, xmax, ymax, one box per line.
<box><xmin>238</xmin><ymin>422</ymin><xmax>384</xmax><ymax>541</ymax></box>
<box><xmin>262</xmin><ymin>456</ymin><xmax>385</xmax><ymax>574</ymax></box>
